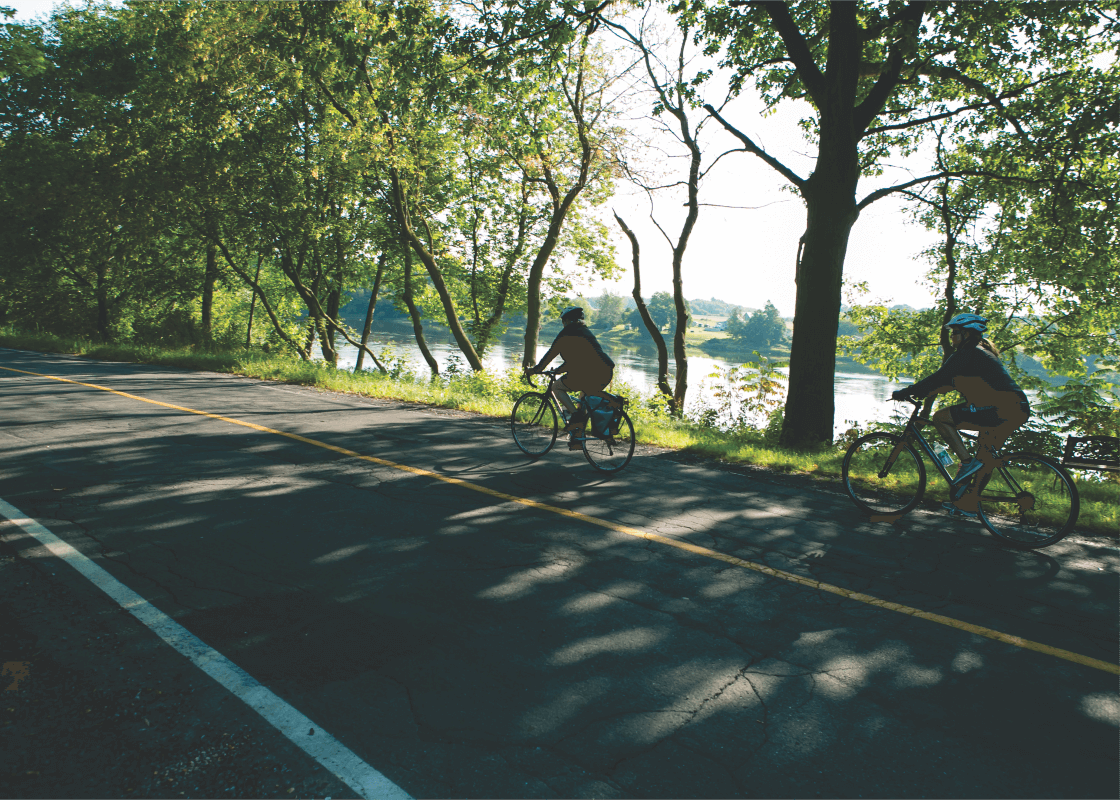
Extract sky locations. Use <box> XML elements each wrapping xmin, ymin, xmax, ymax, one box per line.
<box><xmin>4</xmin><ymin>0</ymin><xmax>947</xmax><ymax>318</ymax></box>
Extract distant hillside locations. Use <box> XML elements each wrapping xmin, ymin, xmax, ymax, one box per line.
<box><xmin>604</xmin><ymin>296</ymin><xmax>755</xmax><ymax>314</ymax></box>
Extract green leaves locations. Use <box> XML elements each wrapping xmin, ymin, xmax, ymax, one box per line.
<box><xmin>0</xmin><ymin>8</ymin><xmax>46</xmax><ymax>80</ymax></box>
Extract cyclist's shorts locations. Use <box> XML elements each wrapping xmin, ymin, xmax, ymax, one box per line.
<box><xmin>949</xmin><ymin>399</ymin><xmax>1030</xmax><ymax>428</ymax></box>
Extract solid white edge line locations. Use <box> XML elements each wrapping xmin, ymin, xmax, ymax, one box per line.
<box><xmin>0</xmin><ymin>497</ymin><xmax>413</xmax><ymax>800</ymax></box>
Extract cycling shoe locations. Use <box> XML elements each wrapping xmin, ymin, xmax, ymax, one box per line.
<box><xmin>942</xmin><ymin>501</ymin><xmax>977</xmax><ymax>519</ymax></box>
<box><xmin>951</xmin><ymin>458</ymin><xmax>984</xmax><ymax>485</ymax></box>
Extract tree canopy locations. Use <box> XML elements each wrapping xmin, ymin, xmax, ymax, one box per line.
<box><xmin>0</xmin><ymin>0</ymin><xmax>1115</xmax><ymax>445</ymax></box>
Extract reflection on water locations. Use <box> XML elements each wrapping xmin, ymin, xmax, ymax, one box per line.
<box><xmin>333</xmin><ymin>330</ymin><xmax>911</xmax><ymax>436</ymax></box>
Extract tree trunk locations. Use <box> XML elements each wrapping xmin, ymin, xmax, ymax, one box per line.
<box><xmin>779</xmin><ymin>166</ymin><xmax>859</xmax><ymax>448</ymax></box>
<box><xmin>95</xmin><ymin>265</ymin><xmax>111</xmax><ymax>342</ymax></box>
<box><xmin>305</xmin><ymin>318</ymin><xmax>317</xmax><ymax>355</ymax></box>
<box><xmin>521</xmin><ymin>215</ymin><xmax>562</xmax><ymax>369</ymax></box>
<box><xmin>245</xmin><ymin>253</ymin><xmax>262</xmax><ymax>349</ymax></box>
<box><xmin>213</xmin><ymin>239</ymin><xmax>310</xmax><ymax>360</ymax></box>
<box><xmin>202</xmin><ymin>242</ymin><xmax>218</xmax><ymax>343</ymax></box>
<box><xmin>615</xmin><ymin>212</ymin><xmax>672</xmax><ymax>400</ymax></box>
<box><xmin>322</xmin><ymin>287</ymin><xmax>341</xmax><ymax>366</ymax></box>
<box><xmin>390</xmin><ymin>170</ymin><xmax>481</xmax><ymax>371</ymax></box>
<box><xmin>355</xmin><ymin>252</ymin><xmax>386</xmax><ymax>373</ymax></box>
<box><xmin>472</xmin><ymin>186</ymin><xmax>530</xmax><ymax>358</ymax></box>
<box><xmin>400</xmin><ymin>235</ymin><xmax>439</xmax><ymax>378</ymax></box>
<box><xmin>938</xmin><ymin>179</ymin><xmax>960</xmax><ymax>353</ymax></box>
<box><xmin>670</xmin><ymin>133</ymin><xmax>702</xmax><ymax>416</ymax></box>
<box><xmin>521</xmin><ymin>178</ymin><xmax>590</xmax><ymax>369</ymax></box>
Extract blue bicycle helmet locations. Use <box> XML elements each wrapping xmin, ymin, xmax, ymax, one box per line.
<box><xmin>944</xmin><ymin>313</ymin><xmax>988</xmax><ymax>334</ymax></box>
<box><xmin>561</xmin><ymin>306</ymin><xmax>585</xmax><ymax>323</ymax></box>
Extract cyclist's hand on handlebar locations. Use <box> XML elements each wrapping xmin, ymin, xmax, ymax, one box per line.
<box><xmin>891</xmin><ymin>389</ymin><xmax>915</xmax><ymax>402</ymax></box>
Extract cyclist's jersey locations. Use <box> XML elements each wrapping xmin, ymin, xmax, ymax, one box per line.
<box><xmin>908</xmin><ymin>341</ymin><xmax>1027</xmax><ymax>404</ymax></box>
<box><xmin>536</xmin><ymin>322</ymin><xmax>614</xmax><ymax>394</ymax></box>
<box><xmin>537</xmin><ymin>320</ymin><xmax>618</xmax><ymax>369</ymax></box>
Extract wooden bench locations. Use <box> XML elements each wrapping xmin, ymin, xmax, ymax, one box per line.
<box><xmin>1061</xmin><ymin>436</ymin><xmax>1120</xmax><ymax>473</ymax></box>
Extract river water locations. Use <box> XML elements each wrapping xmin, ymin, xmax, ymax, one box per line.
<box><xmin>334</xmin><ymin>329</ymin><xmax>915</xmax><ymax>437</ymax></box>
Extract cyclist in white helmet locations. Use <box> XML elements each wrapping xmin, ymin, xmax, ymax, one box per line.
<box><xmin>892</xmin><ymin>314</ymin><xmax>1030</xmax><ymax>516</ymax></box>
<box><xmin>528</xmin><ymin>306</ymin><xmax>615</xmax><ymax>449</ymax></box>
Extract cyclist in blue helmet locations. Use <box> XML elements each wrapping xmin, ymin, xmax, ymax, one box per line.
<box><xmin>892</xmin><ymin>314</ymin><xmax>1031</xmax><ymax>516</ymax></box>
<box><xmin>528</xmin><ymin>305</ymin><xmax>616</xmax><ymax>449</ymax></box>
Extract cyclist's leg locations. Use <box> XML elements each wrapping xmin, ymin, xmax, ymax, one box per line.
<box><xmin>553</xmin><ymin>377</ymin><xmax>579</xmax><ymax>417</ymax></box>
<box><xmin>932</xmin><ymin>405</ymin><xmax>972</xmax><ymax>462</ymax></box>
<box><xmin>953</xmin><ymin>400</ymin><xmax>1030</xmax><ymax>513</ymax></box>
<box><xmin>555</xmin><ymin>378</ymin><xmax>587</xmax><ymax>449</ymax></box>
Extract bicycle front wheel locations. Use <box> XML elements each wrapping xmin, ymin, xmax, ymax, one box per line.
<box><xmin>583</xmin><ymin>411</ymin><xmax>635</xmax><ymax>473</ymax></box>
<box><xmin>842</xmin><ymin>433</ymin><xmax>926</xmax><ymax>516</ymax></box>
<box><xmin>976</xmin><ymin>452</ymin><xmax>1079</xmax><ymax>549</ymax></box>
<box><xmin>510</xmin><ymin>392</ymin><xmax>558</xmax><ymax>458</ymax></box>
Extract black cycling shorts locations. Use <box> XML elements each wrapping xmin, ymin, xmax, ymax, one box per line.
<box><xmin>949</xmin><ymin>400</ymin><xmax>1030</xmax><ymax>428</ymax></box>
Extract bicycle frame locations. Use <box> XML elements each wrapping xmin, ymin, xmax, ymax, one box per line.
<box><xmin>889</xmin><ymin>399</ymin><xmax>1033</xmax><ymax>505</ymax></box>
<box><xmin>888</xmin><ymin>399</ymin><xmax>960</xmax><ymax>486</ymax></box>
<box><xmin>525</xmin><ymin>369</ymin><xmax>594</xmax><ymax>440</ymax></box>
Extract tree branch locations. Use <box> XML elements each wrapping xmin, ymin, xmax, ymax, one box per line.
<box><xmin>703</xmin><ymin>103</ymin><xmax>807</xmax><ymax>189</ymax></box>
<box><xmin>853</xmin><ymin>2</ymin><xmax>926</xmax><ymax>133</ymax></box>
<box><xmin>759</xmin><ymin>1</ymin><xmax>826</xmax><ymax>106</ymax></box>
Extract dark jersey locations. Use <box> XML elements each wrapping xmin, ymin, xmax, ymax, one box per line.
<box><xmin>540</xmin><ymin>324</ymin><xmax>615</xmax><ymax>370</ymax></box>
<box><xmin>908</xmin><ymin>342</ymin><xmax>1026</xmax><ymax>401</ymax></box>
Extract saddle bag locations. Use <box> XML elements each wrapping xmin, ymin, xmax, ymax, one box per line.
<box><xmin>587</xmin><ymin>393</ymin><xmax>626</xmax><ymax>437</ymax></box>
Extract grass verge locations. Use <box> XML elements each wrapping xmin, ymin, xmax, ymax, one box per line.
<box><xmin>2</xmin><ymin>328</ymin><xmax>1115</xmax><ymax>537</ymax></box>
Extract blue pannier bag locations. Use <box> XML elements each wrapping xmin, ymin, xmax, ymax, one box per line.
<box><xmin>587</xmin><ymin>393</ymin><xmax>624</xmax><ymax>437</ymax></box>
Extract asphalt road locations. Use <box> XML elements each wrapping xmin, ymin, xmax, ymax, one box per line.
<box><xmin>1</xmin><ymin>347</ymin><xmax>1117</xmax><ymax>799</ymax></box>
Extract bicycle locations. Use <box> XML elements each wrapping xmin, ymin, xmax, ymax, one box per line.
<box><xmin>510</xmin><ymin>368</ymin><xmax>636</xmax><ymax>472</ymax></box>
<box><xmin>841</xmin><ymin>397</ymin><xmax>1079</xmax><ymax>549</ymax></box>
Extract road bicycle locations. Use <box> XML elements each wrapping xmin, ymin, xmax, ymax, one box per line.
<box><xmin>841</xmin><ymin>397</ymin><xmax>1079</xmax><ymax>549</ymax></box>
<box><xmin>510</xmin><ymin>368</ymin><xmax>636</xmax><ymax>473</ymax></box>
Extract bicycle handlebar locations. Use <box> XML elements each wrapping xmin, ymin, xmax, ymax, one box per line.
<box><xmin>523</xmin><ymin>366</ymin><xmax>564</xmax><ymax>389</ymax></box>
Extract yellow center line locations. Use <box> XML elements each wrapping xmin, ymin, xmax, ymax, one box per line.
<box><xmin>3</xmin><ymin>363</ymin><xmax>1117</xmax><ymax>676</ymax></box>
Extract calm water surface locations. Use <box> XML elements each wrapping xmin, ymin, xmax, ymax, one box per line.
<box><xmin>334</xmin><ymin>330</ymin><xmax>912</xmax><ymax>436</ymax></box>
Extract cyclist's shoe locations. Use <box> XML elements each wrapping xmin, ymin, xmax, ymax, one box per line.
<box><xmin>567</xmin><ymin>436</ymin><xmax>583</xmax><ymax>451</ymax></box>
<box><xmin>942</xmin><ymin>501</ymin><xmax>977</xmax><ymax>519</ymax></box>
<box><xmin>950</xmin><ymin>458</ymin><xmax>984</xmax><ymax>485</ymax></box>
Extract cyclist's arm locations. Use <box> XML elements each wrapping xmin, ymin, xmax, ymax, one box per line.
<box><xmin>906</xmin><ymin>351</ymin><xmax>965</xmax><ymax>398</ymax></box>
<box><xmin>529</xmin><ymin>342</ymin><xmax>561</xmax><ymax>373</ymax></box>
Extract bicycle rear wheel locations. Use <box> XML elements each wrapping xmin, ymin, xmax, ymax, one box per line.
<box><xmin>976</xmin><ymin>452</ymin><xmax>1079</xmax><ymax>549</ymax></box>
<box><xmin>583</xmin><ymin>410</ymin><xmax>635</xmax><ymax>473</ymax></box>
<box><xmin>841</xmin><ymin>433</ymin><xmax>926</xmax><ymax>516</ymax></box>
<box><xmin>510</xmin><ymin>392</ymin><xmax>558</xmax><ymax>457</ymax></box>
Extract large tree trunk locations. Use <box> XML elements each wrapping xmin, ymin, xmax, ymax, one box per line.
<box><xmin>779</xmin><ymin>155</ymin><xmax>859</xmax><ymax>448</ymax></box>
<box><xmin>615</xmin><ymin>212</ymin><xmax>672</xmax><ymax>401</ymax></box>
<box><xmin>778</xmin><ymin>4</ymin><xmax>865</xmax><ymax>449</ymax></box>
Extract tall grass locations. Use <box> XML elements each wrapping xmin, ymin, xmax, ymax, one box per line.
<box><xmin>2</xmin><ymin>327</ymin><xmax>1115</xmax><ymax>535</ymax></box>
